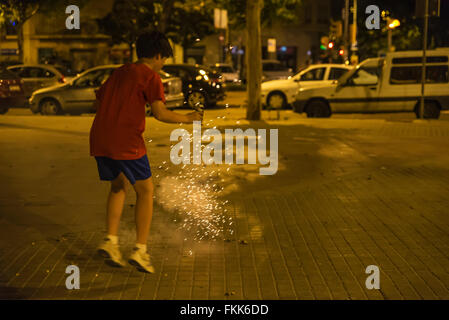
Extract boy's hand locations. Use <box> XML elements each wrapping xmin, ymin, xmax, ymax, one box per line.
<box><xmin>187</xmin><ymin>111</ymin><xmax>203</xmax><ymax>122</ymax></box>
<box><xmin>151</xmin><ymin>100</ymin><xmax>203</xmax><ymax>124</ymax></box>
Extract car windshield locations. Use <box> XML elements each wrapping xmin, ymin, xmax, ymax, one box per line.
<box><xmin>73</xmin><ymin>69</ymin><xmax>112</xmax><ymax>87</ymax></box>
<box><xmin>196</xmin><ymin>66</ymin><xmax>220</xmax><ymax>78</ymax></box>
<box><xmin>294</xmin><ymin>66</ymin><xmax>309</xmax><ymax>76</ymax></box>
<box><xmin>263</xmin><ymin>62</ymin><xmax>289</xmax><ymax>71</ymax></box>
<box><xmin>0</xmin><ymin>68</ymin><xmax>19</xmax><ymax>79</ymax></box>
<box><xmin>159</xmin><ymin>70</ymin><xmax>172</xmax><ymax>79</ymax></box>
<box><xmin>338</xmin><ymin>67</ymin><xmax>358</xmax><ymax>84</ymax></box>
<box><xmin>54</xmin><ymin>65</ymin><xmax>77</xmax><ymax>77</ymax></box>
<box><xmin>196</xmin><ymin>65</ymin><xmax>214</xmax><ymax>73</ymax></box>
<box><xmin>218</xmin><ymin>66</ymin><xmax>234</xmax><ymax>73</ymax></box>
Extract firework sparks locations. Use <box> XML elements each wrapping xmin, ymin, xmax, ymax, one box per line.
<box><xmin>155</xmin><ymin>162</ymin><xmax>233</xmax><ymax>241</ymax></box>
<box><xmin>148</xmin><ymin>114</ymin><xmax>241</xmax><ymax>241</ymax></box>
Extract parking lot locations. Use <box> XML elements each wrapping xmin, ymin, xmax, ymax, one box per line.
<box><xmin>1</xmin><ymin>99</ymin><xmax>448</xmax><ymax>300</ymax></box>
<box><xmin>4</xmin><ymin>90</ymin><xmax>449</xmax><ymax>121</ymax></box>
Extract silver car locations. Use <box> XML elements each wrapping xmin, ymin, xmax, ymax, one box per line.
<box><xmin>7</xmin><ymin>64</ymin><xmax>66</xmax><ymax>97</ymax></box>
<box><xmin>29</xmin><ymin>65</ymin><xmax>184</xmax><ymax>115</ymax></box>
<box><xmin>209</xmin><ymin>63</ymin><xmax>240</xmax><ymax>83</ymax></box>
<box><xmin>262</xmin><ymin>60</ymin><xmax>294</xmax><ymax>81</ymax></box>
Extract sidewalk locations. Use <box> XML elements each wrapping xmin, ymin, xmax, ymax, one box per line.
<box><xmin>0</xmin><ymin>108</ymin><xmax>448</xmax><ymax>300</ymax></box>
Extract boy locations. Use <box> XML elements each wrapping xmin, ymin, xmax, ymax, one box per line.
<box><xmin>90</xmin><ymin>31</ymin><xmax>202</xmax><ymax>273</ymax></box>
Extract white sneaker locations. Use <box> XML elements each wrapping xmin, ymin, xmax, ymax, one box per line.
<box><xmin>128</xmin><ymin>247</ymin><xmax>155</xmax><ymax>273</ymax></box>
<box><xmin>97</xmin><ymin>237</ymin><xmax>126</xmax><ymax>267</ymax></box>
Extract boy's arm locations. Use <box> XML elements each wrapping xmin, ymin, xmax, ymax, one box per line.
<box><xmin>93</xmin><ymin>87</ymin><xmax>104</xmax><ymax>112</ymax></box>
<box><xmin>151</xmin><ymin>100</ymin><xmax>202</xmax><ymax>123</ymax></box>
<box><xmin>93</xmin><ymin>99</ymin><xmax>100</xmax><ymax>112</ymax></box>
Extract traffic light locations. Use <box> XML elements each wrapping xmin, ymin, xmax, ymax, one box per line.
<box><xmin>330</xmin><ymin>20</ymin><xmax>343</xmax><ymax>39</ymax></box>
<box><xmin>328</xmin><ymin>42</ymin><xmax>334</xmax><ymax>49</ymax></box>
<box><xmin>339</xmin><ymin>49</ymin><xmax>345</xmax><ymax>56</ymax></box>
<box><xmin>320</xmin><ymin>36</ymin><xmax>329</xmax><ymax>50</ymax></box>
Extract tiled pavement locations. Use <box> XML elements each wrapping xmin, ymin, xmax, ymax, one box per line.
<box><xmin>0</xmin><ymin>110</ymin><xmax>449</xmax><ymax>300</ymax></box>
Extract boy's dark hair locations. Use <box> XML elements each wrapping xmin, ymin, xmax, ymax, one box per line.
<box><xmin>136</xmin><ymin>31</ymin><xmax>173</xmax><ymax>59</ymax></box>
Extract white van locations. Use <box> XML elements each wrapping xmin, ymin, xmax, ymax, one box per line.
<box><xmin>293</xmin><ymin>50</ymin><xmax>449</xmax><ymax>119</ymax></box>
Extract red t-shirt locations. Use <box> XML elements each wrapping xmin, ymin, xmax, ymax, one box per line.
<box><xmin>89</xmin><ymin>63</ymin><xmax>165</xmax><ymax>160</ymax></box>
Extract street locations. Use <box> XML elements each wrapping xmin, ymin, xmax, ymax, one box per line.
<box><xmin>1</xmin><ymin>92</ymin><xmax>449</xmax><ymax>300</ymax></box>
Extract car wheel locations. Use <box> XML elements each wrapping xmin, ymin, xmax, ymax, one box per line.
<box><xmin>415</xmin><ymin>101</ymin><xmax>440</xmax><ymax>119</ymax></box>
<box><xmin>40</xmin><ymin>98</ymin><xmax>62</xmax><ymax>115</ymax></box>
<box><xmin>267</xmin><ymin>92</ymin><xmax>286</xmax><ymax>110</ymax></box>
<box><xmin>187</xmin><ymin>91</ymin><xmax>207</xmax><ymax>109</ymax></box>
<box><xmin>0</xmin><ymin>107</ymin><xmax>8</xmax><ymax>115</ymax></box>
<box><xmin>305</xmin><ymin>100</ymin><xmax>331</xmax><ymax>118</ymax></box>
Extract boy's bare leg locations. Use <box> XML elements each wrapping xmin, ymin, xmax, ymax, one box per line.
<box><xmin>132</xmin><ymin>176</ymin><xmax>154</xmax><ymax>244</ymax></box>
<box><xmin>106</xmin><ymin>172</ymin><xmax>128</xmax><ymax>236</ymax></box>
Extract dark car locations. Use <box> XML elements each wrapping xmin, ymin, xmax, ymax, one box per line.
<box><xmin>7</xmin><ymin>64</ymin><xmax>66</xmax><ymax>98</ymax></box>
<box><xmin>162</xmin><ymin>64</ymin><xmax>226</xmax><ymax>108</ymax></box>
<box><xmin>0</xmin><ymin>68</ymin><xmax>27</xmax><ymax>114</ymax></box>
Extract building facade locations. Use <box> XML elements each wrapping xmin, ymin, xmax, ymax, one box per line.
<box><xmin>0</xmin><ymin>1</ymin><xmax>114</xmax><ymax>72</ymax></box>
<box><xmin>188</xmin><ymin>0</ymin><xmax>332</xmax><ymax>73</ymax></box>
<box><xmin>0</xmin><ymin>0</ymin><xmax>331</xmax><ymax>74</ymax></box>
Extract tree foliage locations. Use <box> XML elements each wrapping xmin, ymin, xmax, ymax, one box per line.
<box><xmin>98</xmin><ymin>0</ymin><xmax>158</xmax><ymax>49</ymax></box>
<box><xmin>215</xmin><ymin>0</ymin><xmax>303</xmax><ymax>30</ymax></box>
<box><xmin>355</xmin><ymin>1</ymin><xmax>422</xmax><ymax>59</ymax></box>
<box><xmin>357</xmin><ymin>23</ymin><xmax>421</xmax><ymax>59</ymax></box>
<box><xmin>98</xmin><ymin>0</ymin><xmax>216</xmax><ymax>61</ymax></box>
<box><xmin>0</xmin><ymin>0</ymin><xmax>87</xmax><ymax>62</ymax></box>
<box><xmin>1</xmin><ymin>0</ymin><xmax>46</xmax><ymax>63</ymax></box>
<box><xmin>165</xmin><ymin>0</ymin><xmax>214</xmax><ymax>50</ymax></box>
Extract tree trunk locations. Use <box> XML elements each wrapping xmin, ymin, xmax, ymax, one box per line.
<box><xmin>17</xmin><ymin>22</ymin><xmax>24</xmax><ymax>63</ymax></box>
<box><xmin>246</xmin><ymin>0</ymin><xmax>262</xmax><ymax>120</ymax></box>
<box><xmin>159</xmin><ymin>0</ymin><xmax>175</xmax><ymax>33</ymax></box>
<box><xmin>129</xmin><ymin>42</ymin><xmax>134</xmax><ymax>63</ymax></box>
<box><xmin>183</xmin><ymin>46</ymin><xmax>188</xmax><ymax>63</ymax></box>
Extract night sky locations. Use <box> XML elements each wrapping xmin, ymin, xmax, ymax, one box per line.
<box><xmin>332</xmin><ymin>0</ymin><xmax>448</xmax><ymax>20</ymax></box>
<box><xmin>331</xmin><ymin>0</ymin><xmax>449</xmax><ymax>48</ymax></box>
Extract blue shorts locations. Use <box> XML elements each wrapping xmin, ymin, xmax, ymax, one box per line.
<box><xmin>95</xmin><ymin>154</ymin><xmax>152</xmax><ymax>185</ymax></box>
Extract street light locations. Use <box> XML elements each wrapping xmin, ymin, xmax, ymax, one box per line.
<box><xmin>387</xmin><ymin>18</ymin><xmax>400</xmax><ymax>52</ymax></box>
<box><xmin>388</xmin><ymin>19</ymin><xmax>400</xmax><ymax>29</ymax></box>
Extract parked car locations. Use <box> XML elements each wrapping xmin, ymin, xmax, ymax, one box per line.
<box><xmin>162</xmin><ymin>64</ymin><xmax>226</xmax><ymax>108</ymax></box>
<box><xmin>262</xmin><ymin>60</ymin><xmax>294</xmax><ymax>81</ymax></box>
<box><xmin>261</xmin><ymin>64</ymin><xmax>353</xmax><ymax>109</ymax></box>
<box><xmin>7</xmin><ymin>64</ymin><xmax>66</xmax><ymax>98</ymax></box>
<box><xmin>0</xmin><ymin>68</ymin><xmax>27</xmax><ymax>114</ymax></box>
<box><xmin>293</xmin><ymin>50</ymin><xmax>449</xmax><ymax>119</ymax></box>
<box><xmin>29</xmin><ymin>65</ymin><xmax>184</xmax><ymax>115</ymax></box>
<box><xmin>209</xmin><ymin>63</ymin><xmax>240</xmax><ymax>83</ymax></box>
<box><xmin>53</xmin><ymin>64</ymin><xmax>79</xmax><ymax>82</ymax></box>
